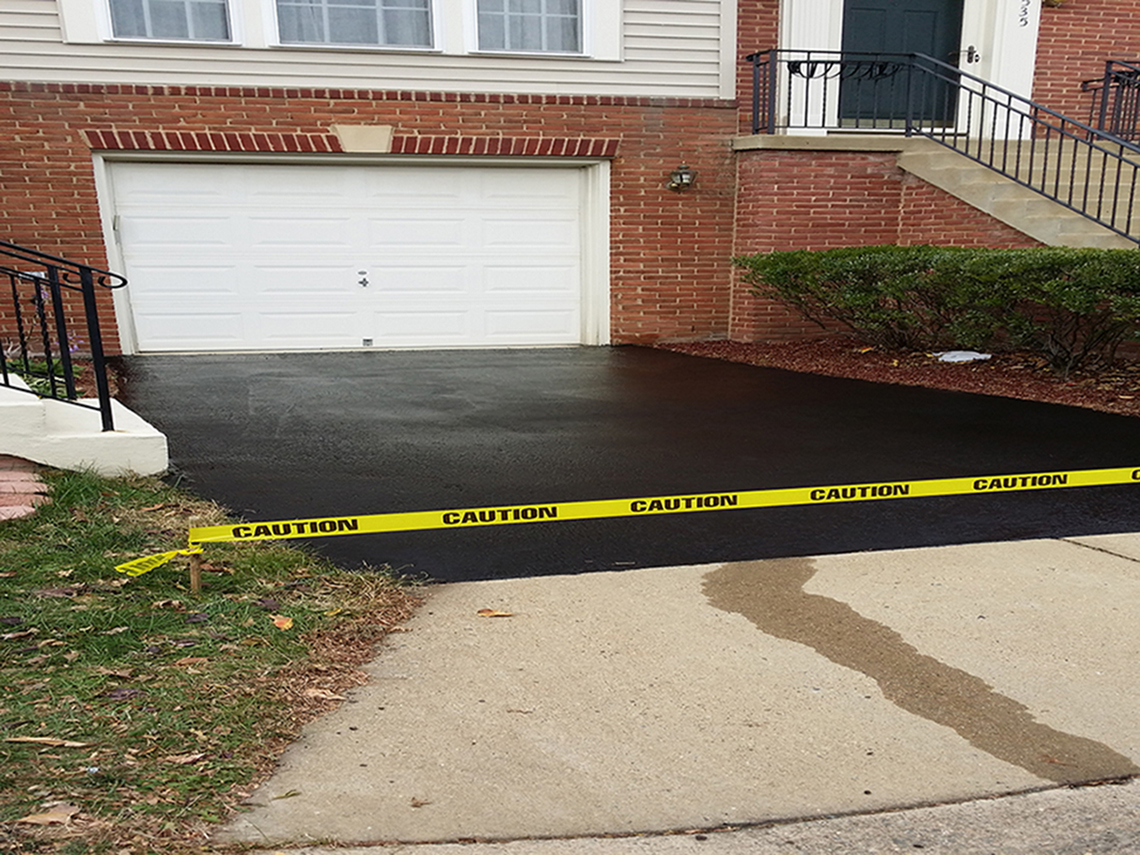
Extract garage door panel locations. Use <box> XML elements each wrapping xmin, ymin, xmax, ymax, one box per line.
<box><xmin>483</xmin><ymin>215</ymin><xmax>578</xmax><ymax>249</ymax></box>
<box><xmin>111</xmin><ymin>161</ymin><xmax>590</xmax><ymax>351</ymax></box>
<box><xmin>482</xmin><ymin>265</ymin><xmax>578</xmax><ymax>293</ymax></box>
<box><xmin>245</xmin><ymin>168</ymin><xmax>356</xmax><ymax>201</ymax></box>
<box><xmin>376</xmin><ymin>266</ymin><xmax>470</xmax><ymax>294</ymax></box>
<box><xmin>253</xmin><ymin>265</ymin><xmax>359</xmax><ymax>296</ymax></box>
<box><xmin>248</xmin><ymin>216</ymin><xmax>356</xmax><ymax>249</ymax></box>
<box><xmin>121</xmin><ymin>216</ymin><xmax>234</xmax><ymax>248</ymax></box>
<box><xmin>362</xmin><ymin>169</ymin><xmax>467</xmax><ymax>200</ymax></box>
<box><xmin>368</xmin><ymin>216</ymin><xmax>467</xmax><ymax>248</ymax></box>
<box><xmin>258</xmin><ymin>311</ymin><xmax>360</xmax><ymax>344</ymax></box>
<box><xmin>372</xmin><ymin>310</ymin><xmax>470</xmax><ymax>341</ymax></box>
<box><xmin>126</xmin><ymin>265</ymin><xmax>240</xmax><ymax>297</ymax></box>
<box><xmin>134</xmin><ymin>312</ymin><xmax>247</xmax><ymax>347</ymax></box>
<box><xmin>481</xmin><ymin>171</ymin><xmax>580</xmax><ymax>203</ymax></box>
<box><xmin>484</xmin><ymin>308</ymin><xmax>579</xmax><ymax>338</ymax></box>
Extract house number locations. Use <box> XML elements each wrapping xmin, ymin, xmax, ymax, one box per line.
<box><xmin>1018</xmin><ymin>0</ymin><xmax>1031</xmax><ymax>27</ymax></box>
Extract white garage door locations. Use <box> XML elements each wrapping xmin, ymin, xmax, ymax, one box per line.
<box><xmin>109</xmin><ymin>161</ymin><xmax>593</xmax><ymax>351</ymax></box>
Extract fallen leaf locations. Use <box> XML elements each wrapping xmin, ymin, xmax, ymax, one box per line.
<box><xmin>6</xmin><ymin>737</ymin><xmax>91</xmax><ymax>748</ymax></box>
<box><xmin>138</xmin><ymin>503</ymin><xmax>168</xmax><ymax>512</ymax></box>
<box><xmin>271</xmin><ymin>615</ymin><xmax>293</xmax><ymax>630</ymax></box>
<box><xmin>255</xmin><ymin>598</ymin><xmax>281</xmax><ymax>611</ymax></box>
<box><xmin>302</xmin><ymin>688</ymin><xmax>346</xmax><ymax>701</ymax></box>
<box><xmin>476</xmin><ymin>609</ymin><xmax>513</xmax><ymax>618</ymax></box>
<box><xmin>16</xmin><ymin>803</ymin><xmax>80</xmax><ymax>825</ymax></box>
<box><xmin>104</xmin><ymin>687</ymin><xmax>143</xmax><ymax>700</ymax></box>
<box><xmin>410</xmin><ymin>797</ymin><xmax>431</xmax><ymax>808</ymax></box>
<box><xmin>101</xmin><ymin>626</ymin><xmax>129</xmax><ymax>636</ymax></box>
<box><xmin>94</xmin><ymin>667</ymin><xmax>133</xmax><ymax>679</ymax></box>
<box><xmin>173</xmin><ymin>657</ymin><xmax>209</xmax><ymax>667</ymax></box>
<box><xmin>162</xmin><ymin>752</ymin><xmax>205</xmax><ymax>765</ymax></box>
<box><xmin>0</xmin><ymin>572</ymin><xmax>15</xmax><ymax>578</ymax></box>
<box><xmin>1</xmin><ymin>628</ymin><xmax>37</xmax><ymax>641</ymax></box>
<box><xmin>63</xmin><ymin>650</ymin><xmax>81</xmax><ymax>662</ymax></box>
<box><xmin>271</xmin><ymin>789</ymin><xmax>302</xmax><ymax>800</ymax></box>
<box><xmin>151</xmin><ymin>600</ymin><xmax>183</xmax><ymax>610</ymax></box>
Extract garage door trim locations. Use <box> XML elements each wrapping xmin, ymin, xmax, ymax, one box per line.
<box><xmin>93</xmin><ymin>153</ymin><xmax>610</xmax><ymax>354</ymax></box>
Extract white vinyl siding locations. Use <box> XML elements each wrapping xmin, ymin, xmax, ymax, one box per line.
<box><xmin>0</xmin><ymin>0</ymin><xmax>63</xmax><ymax>43</ymax></box>
<box><xmin>0</xmin><ymin>0</ymin><xmax>733</xmax><ymax>98</ymax></box>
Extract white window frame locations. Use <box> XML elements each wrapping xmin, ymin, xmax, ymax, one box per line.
<box><xmin>268</xmin><ymin>0</ymin><xmax>439</xmax><ymax>50</ymax></box>
<box><xmin>473</xmin><ymin>0</ymin><xmax>582</xmax><ymax>56</ymax></box>
<box><xmin>460</xmin><ymin>0</ymin><xmax>618</xmax><ymax>59</ymax></box>
<box><xmin>57</xmin><ymin>0</ymin><xmax>620</xmax><ymax>61</ymax></box>
<box><xmin>56</xmin><ymin>0</ymin><xmax>240</xmax><ymax>43</ymax></box>
<box><xmin>105</xmin><ymin>0</ymin><xmax>234</xmax><ymax>41</ymax></box>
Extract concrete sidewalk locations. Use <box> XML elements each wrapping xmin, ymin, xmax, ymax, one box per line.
<box><xmin>217</xmin><ymin>535</ymin><xmax>1140</xmax><ymax>851</ymax></box>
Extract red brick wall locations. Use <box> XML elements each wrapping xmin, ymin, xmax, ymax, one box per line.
<box><xmin>1033</xmin><ymin>0</ymin><xmax>1140</xmax><ymax>124</ymax></box>
<box><xmin>0</xmin><ymin>82</ymin><xmax>740</xmax><ymax>352</ymax></box>
<box><xmin>898</xmin><ymin>175</ymin><xmax>1044</xmax><ymax>247</ymax></box>
<box><xmin>735</xmin><ymin>0</ymin><xmax>781</xmax><ymax>133</ymax></box>
<box><xmin>730</xmin><ymin>149</ymin><xmax>1040</xmax><ymax>341</ymax></box>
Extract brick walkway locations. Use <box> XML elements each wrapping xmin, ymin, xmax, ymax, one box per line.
<box><xmin>0</xmin><ymin>455</ymin><xmax>50</xmax><ymax>521</ymax></box>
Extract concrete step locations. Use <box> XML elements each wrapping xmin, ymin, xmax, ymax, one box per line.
<box><xmin>0</xmin><ymin>377</ymin><xmax>168</xmax><ymax>476</ymax></box>
<box><xmin>896</xmin><ymin>145</ymin><xmax>1139</xmax><ymax>249</ymax></box>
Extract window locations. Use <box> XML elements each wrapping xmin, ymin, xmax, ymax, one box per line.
<box><xmin>109</xmin><ymin>0</ymin><xmax>230</xmax><ymax>39</ymax></box>
<box><xmin>477</xmin><ymin>0</ymin><xmax>580</xmax><ymax>53</ymax></box>
<box><xmin>276</xmin><ymin>0</ymin><xmax>432</xmax><ymax>46</ymax></box>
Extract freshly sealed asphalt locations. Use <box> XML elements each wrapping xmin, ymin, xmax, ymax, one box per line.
<box><xmin>119</xmin><ymin>346</ymin><xmax>1140</xmax><ymax>582</ymax></box>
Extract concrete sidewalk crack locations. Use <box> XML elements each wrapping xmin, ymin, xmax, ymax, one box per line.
<box><xmin>1058</xmin><ymin>537</ymin><xmax>1140</xmax><ymax>564</ymax></box>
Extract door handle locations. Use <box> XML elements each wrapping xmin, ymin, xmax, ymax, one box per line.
<box><xmin>951</xmin><ymin>45</ymin><xmax>980</xmax><ymax>64</ymax></box>
<box><xmin>358</xmin><ymin>270</ymin><xmax>369</xmax><ymax>287</ymax></box>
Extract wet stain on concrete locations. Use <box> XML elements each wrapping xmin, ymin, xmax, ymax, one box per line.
<box><xmin>703</xmin><ymin>559</ymin><xmax>1140</xmax><ymax>784</ymax></box>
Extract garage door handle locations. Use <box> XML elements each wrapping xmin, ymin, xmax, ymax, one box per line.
<box><xmin>358</xmin><ymin>270</ymin><xmax>369</xmax><ymax>287</ymax></box>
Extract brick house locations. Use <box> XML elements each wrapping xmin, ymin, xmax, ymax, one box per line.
<box><xmin>0</xmin><ymin>0</ymin><xmax>1136</xmax><ymax>355</ymax></box>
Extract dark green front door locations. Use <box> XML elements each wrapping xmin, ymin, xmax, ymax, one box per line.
<box><xmin>840</xmin><ymin>0</ymin><xmax>964</xmax><ymax>125</ymax></box>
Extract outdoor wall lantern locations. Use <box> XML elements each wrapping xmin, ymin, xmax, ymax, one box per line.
<box><xmin>666</xmin><ymin>164</ymin><xmax>696</xmax><ymax>191</ymax></box>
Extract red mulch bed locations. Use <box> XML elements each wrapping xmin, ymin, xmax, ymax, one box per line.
<box><xmin>658</xmin><ymin>337</ymin><xmax>1140</xmax><ymax>418</ymax></box>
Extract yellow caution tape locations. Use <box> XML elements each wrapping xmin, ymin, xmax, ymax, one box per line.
<box><xmin>114</xmin><ymin>547</ymin><xmax>203</xmax><ymax>577</ymax></box>
<box><xmin>181</xmin><ymin>465</ymin><xmax>1140</xmax><ymax>546</ymax></box>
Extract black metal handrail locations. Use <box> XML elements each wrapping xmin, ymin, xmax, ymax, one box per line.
<box><xmin>0</xmin><ymin>239</ymin><xmax>127</xmax><ymax>431</ymax></box>
<box><xmin>1082</xmin><ymin>60</ymin><xmax>1140</xmax><ymax>143</ymax></box>
<box><xmin>747</xmin><ymin>49</ymin><xmax>1140</xmax><ymax>245</ymax></box>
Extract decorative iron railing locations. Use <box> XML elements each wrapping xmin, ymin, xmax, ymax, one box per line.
<box><xmin>0</xmin><ymin>239</ymin><xmax>127</xmax><ymax>431</ymax></box>
<box><xmin>747</xmin><ymin>49</ymin><xmax>1140</xmax><ymax>245</ymax></box>
<box><xmin>1082</xmin><ymin>60</ymin><xmax>1140</xmax><ymax>143</ymax></box>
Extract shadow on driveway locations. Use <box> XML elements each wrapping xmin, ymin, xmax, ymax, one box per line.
<box><xmin>119</xmin><ymin>346</ymin><xmax>1140</xmax><ymax>582</ymax></box>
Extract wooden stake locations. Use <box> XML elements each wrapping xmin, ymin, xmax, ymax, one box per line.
<box><xmin>188</xmin><ymin>516</ymin><xmax>202</xmax><ymax>595</ymax></box>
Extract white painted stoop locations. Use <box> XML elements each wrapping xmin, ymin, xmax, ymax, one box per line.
<box><xmin>0</xmin><ymin>377</ymin><xmax>168</xmax><ymax>476</ymax></box>
<box><xmin>896</xmin><ymin>139</ymin><xmax>1138</xmax><ymax>249</ymax></box>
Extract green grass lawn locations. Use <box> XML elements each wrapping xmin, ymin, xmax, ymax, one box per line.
<box><xmin>0</xmin><ymin>469</ymin><xmax>420</xmax><ymax>854</ymax></box>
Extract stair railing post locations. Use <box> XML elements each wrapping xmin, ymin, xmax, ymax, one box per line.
<box><xmin>80</xmin><ymin>266</ymin><xmax>115</xmax><ymax>432</ymax></box>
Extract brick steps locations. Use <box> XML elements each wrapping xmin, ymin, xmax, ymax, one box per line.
<box><xmin>0</xmin><ymin>455</ymin><xmax>49</xmax><ymax>521</ymax></box>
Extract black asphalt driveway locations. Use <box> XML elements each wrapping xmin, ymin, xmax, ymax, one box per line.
<box><xmin>119</xmin><ymin>347</ymin><xmax>1140</xmax><ymax>582</ymax></box>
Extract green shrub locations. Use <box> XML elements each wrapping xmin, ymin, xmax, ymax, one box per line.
<box><xmin>735</xmin><ymin>245</ymin><xmax>1140</xmax><ymax>375</ymax></box>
